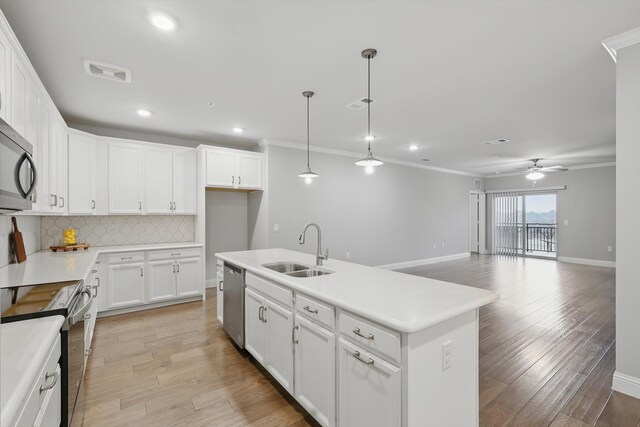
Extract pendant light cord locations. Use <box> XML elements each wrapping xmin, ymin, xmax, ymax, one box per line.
<box><xmin>306</xmin><ymin>94</ymin><xmax>310</xmax><ymax>168</ymax></box>
<box><xmin>367</xmin><ymin>55</ymin><xmax>371</xmax><ymax>154</ymax></box>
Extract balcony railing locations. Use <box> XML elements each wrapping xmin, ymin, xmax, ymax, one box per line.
<box><xmin>494</xmin><ymin>223</ymin><xmax>556</xmax><ymax>254</ymax></box>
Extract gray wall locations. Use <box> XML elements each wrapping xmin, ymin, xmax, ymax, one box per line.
<box><xmin>484</xmin><ymin>165</ymin><xmax>615</xmax><ymax>262</ymax></box>
<box><xmin>0</xmin><ymin>215</ymin><xmax>41</xmax><ymax>268</ymax></box>
<box><xmin>615</xmin><ymin>42</ymin><xmax>640</xmax><ymax>393</ymax></box>
<box><xmin>205</xmin><ymin>191</ymin><xmax>248</xmax><ymax>282</ymax></box>
<box><xmin>261</xmin><ymin>145</ymin><xmax>477</xmax><ymax>266</ymax></box>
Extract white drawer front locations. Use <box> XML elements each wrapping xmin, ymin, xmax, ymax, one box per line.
<box><xmin>296</xmin><ymin>293</ymin><xmax>335</xmax><ymax>330</ymax></box>
<box><xmin>339</xmin><ymin>312</ymin><xmax>401</xmax><ymax>364</ymax></box>
<box><xmin>108</xmin><ymin>252</ymin><xmax>144</xmax><ymax>264</ymax></box>
<box><xmin>16</xmin><ymin>334</ymin><xmax>61</xmax><ymax>427</ymax></box>
<box><xmin>148</xmin><ymin>248</ymin><xmax>201</xmax><ymax>261</ymax></box>
<box><xmin>246</xmin><ymin>272</ymin><xmax>292</xmax><ymax>308</ymax></box>
<box><xmin>33</xmin><ymin>365</ymin><xmax>61</xmax><ymax>427</ymax></box>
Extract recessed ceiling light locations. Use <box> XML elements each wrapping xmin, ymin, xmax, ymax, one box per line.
<box><xmin>232</xmin><ymin>127</ymin><xmax>244</xmax><ymax>134</ymax></box>
<box><xmin>208</xmin><ymin>102</ymin><xmax>215</xmax><ymax>107</ymax></box>
<box><xmin>421</xmin><ymin>158</ymin><xmax>430</xmax><ymax>162</ymax></box>
<box><xmin>137</xmin><ymin>109</ymin><xmax>152</xmax><ymax>117</ymax></box>
<box><xmin>149</xmin><ymin>12</ymin><xmax>176</xmax><ymax>31</ymax></box>
<box><xmin>409</xmin><ymin>144</ymin><xmax>419</xmax><ymax>151</ymax></box>
<box><xmin>482</xmin><ymin>138</ymin><xmax>509</xmax><ymax>145</ymax></box>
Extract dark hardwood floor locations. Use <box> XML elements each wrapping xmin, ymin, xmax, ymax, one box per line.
<box><xmin>82</xmin><ymin>254</ymin><xmax>640</xmax><ymax>426</ymax></box>
<box><xmin>404</xmin><ymin>254</ymin><xmax>640</xmax><ymax>427</ymax></box>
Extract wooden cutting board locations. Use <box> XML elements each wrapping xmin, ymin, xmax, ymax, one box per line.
<box><xmin>11</xmin><ymin>216</ymin><xmax>27</xmax><ymax>264</ymax></box>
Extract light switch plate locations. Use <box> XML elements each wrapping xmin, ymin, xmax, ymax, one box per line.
<box><xmin>273</xmin><ymin>224</ymin><xmax>279</xmax><ymax>232</ymax></box>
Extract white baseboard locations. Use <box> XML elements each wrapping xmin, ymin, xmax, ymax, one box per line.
<box><xmin>613</xmin><ymin>371</ymin><xmax>640</xmax><ymax>399</ymax></box>
<box><xmin>557</xmin><ymin>256</ymin><xmax>616</xmax><ymax>268</ymax></box>
<box><xmin>377</xmin><ymin>252</ymin><xmax>470</xmax><ymax>271</ymax></box>
<box><xmin>206</xmin><ymin>278</ymin><xmax>218</xmax><ymax>288</ymax></box>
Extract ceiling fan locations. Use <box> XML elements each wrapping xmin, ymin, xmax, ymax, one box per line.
<box><xmin>525</xmin><ymin>159</ymin><xmax>568</xmax><ymax>180</ymax></box>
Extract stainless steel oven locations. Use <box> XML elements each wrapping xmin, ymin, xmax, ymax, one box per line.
<box><xmin>1</xmin><ymin>280</ymin><xmax>91</xmax><ymax>426</ymax></box>
<box><xmin>0</xmin><ymin>116</ymin><xmax>37</xmax><ymax>212</ymax></box>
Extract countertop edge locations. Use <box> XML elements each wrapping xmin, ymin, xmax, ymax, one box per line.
<box><xmin>216</xmin><ymin>251</ymin><xmax>499</xmax><ymax>334</ymax></box>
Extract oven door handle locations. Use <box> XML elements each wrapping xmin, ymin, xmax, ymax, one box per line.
<box><xmin>69</xmin><ymin>289</ymin><xmax>92</xmax><ymax>325</ymax></box>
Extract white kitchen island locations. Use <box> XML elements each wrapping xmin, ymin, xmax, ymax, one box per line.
<box><xmin>216</xmin><ymin>248</ymin><xmax>499</xmax><ymax>427</ymax></box>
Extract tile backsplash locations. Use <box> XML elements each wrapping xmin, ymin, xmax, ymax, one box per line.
<box><xmin>41</xmin><ymin>216</ymin><xmax>195</xmax><ymax>249</ymax></box>
<box><xmin>0</xmin><ymin>216</ymin><xmax>41</xmax><ymax>267</ymax></box>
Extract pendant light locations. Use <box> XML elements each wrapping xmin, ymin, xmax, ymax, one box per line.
<box><xmin>355</xmin><ymin>48</ymin><xmax>383</xmax><ymax>170</ymax></box>
<box><xmin>298</xmin><ymin>91</ymin><xmax>319</xmax><ymax>183</ymax></box>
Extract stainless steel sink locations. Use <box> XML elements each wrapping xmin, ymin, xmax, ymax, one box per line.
<box><xmin>285</xmin><ymin>268</ymin><xmax>334</xmax><ymax>278</ymax></box>
<box><xmin>262</xmin><ymin>262</ymin><xmax>310</xmax><ymax>273</ymax></box>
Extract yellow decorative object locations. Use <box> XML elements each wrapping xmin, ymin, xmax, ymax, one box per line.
<box><xmin>63</xmin><ymin>228</ymin><xmax>77</xmax><ymax>245</ymax></box>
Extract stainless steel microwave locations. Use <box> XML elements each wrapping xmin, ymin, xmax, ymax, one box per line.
<box><xmin>0</xmin><ymin>116</ymin><xmax>37</xmax><ymax>213</ymax></box>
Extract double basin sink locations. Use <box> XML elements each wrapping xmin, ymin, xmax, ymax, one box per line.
<box><xmin>261</xmin><ymin>262</ymin><xmax>334</xmax><ymax>278</ymax></box>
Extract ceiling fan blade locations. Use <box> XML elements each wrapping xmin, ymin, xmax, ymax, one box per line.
<box><xmin>539</xmin><ymin>165</ymin><xmax>567</xmax><ymax>171</ymax></box>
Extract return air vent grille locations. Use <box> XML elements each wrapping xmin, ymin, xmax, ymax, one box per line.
<box><xmin>83</xmin><ymin>59</ymin><xmax>132</xmax><ymax>83</ymax></box>
<box><xmin>346</xmin><ymin>97</ymin><xmax>377</xmax><ymax>110</ymax></box>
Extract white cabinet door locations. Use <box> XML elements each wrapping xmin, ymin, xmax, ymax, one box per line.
<box><xmin>245</xmin><ymin>288</ymin><xmax>267</xmax><ymax>364</ymax></box>
<box><xmin>68</xmin><ymin>132</ymin><xmax>96</xmax><ymax>214</ymax></box>
<box><xmin>265</xmin><ymin>299</ymin><xmax>294</xmax><ymax>394</ymax></box>
<box><xmin>176</xmin><ymin>257</ymin><xmax>202</xmax><ymax>297</ymax></box>
<box><xmin>109</xmin><ymin>141</ymin><xmax>144</xmax><ymax>214</ymax></box>
<box><xmin>148</xmin><ymin>260</ymin><xmax>177</xmax><ymax>302</ymax></box>
<box><xmin>26</xmin><ymin>85</ymin><xmax>39</xmax><ymax>208</ymax></box>
<box><xmin>206</xmin><ymin>150</ymin><xmax>237</xmax><ymax>188</ymax></box>
<box><xmin>146</xmin><ymin>145</ymin><xmax>173</xmax><ymax>214</ymax></box>
<box><xmin>338</xmin><ymin>338</ymin><xmax>401</xmax><ymax>427</ymax></box>
<box><xmin>108</xmin><ymin>263</ymin><xmax>145</xmax><ymax>309</ymax></box>
<box><xmin>54</xmin><ymin>120</ymin><xmax>67</xmax><ymax>214</ymax></box>
<box><xmin>10</xmin><ymin>53</ymin><xmax>27</xmax><ymax>137</ymax></box>
<box><xmin>237</xmin><ymin>153</ymin><xmax>262</xmax><ymax>189</ymax></box>
<box><xmin>0</xmin><ymin>29</ymin><xmax>11</xmax><ymax>122</ymax></box>
<box><xmin>295</xmin><ymin>316</ymin><xmax>336</xmax><ymax>427</ymax></box>
<box><xmin>172</xmin><ymin>149</ymin><xmax>196</xmax><ymax>214</ymax></box>
<box><xmin>216</xmin><ymin>271</ymin><xmax>223</xmax><ymax>324</ymax></box>
<box><xmin>37</xmin><ymin>103</ymin><xmax>52</xmax><ymax>212</ymax></box>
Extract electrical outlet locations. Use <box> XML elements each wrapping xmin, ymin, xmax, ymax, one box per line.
<box><xmin>273</xmin><ymin>224</ymin><xmax>279</xmax><ymax>233</ymax></box>
<box><xmin>442</xmin><ymin>340</ymin><xmax>452</xmax><ymax>371</ymax></box>
<box><xmin>346</xmin><ymin>252</ymin><xmax>351</xmax><ymax>259</ymax></box>
<box><xmin>433</xmin><ymin>243</ymin><xmax>436</xmax><ymax>249</ymax></box>
<box><xmin>442</xmin><ymin>243</ymin><xmax>445</xmax><ymax>248</ymax></box>
<box><xmin>607</xmin><ymin>246</ymin><xmax>613</xmax><ymax>252</ymax></box>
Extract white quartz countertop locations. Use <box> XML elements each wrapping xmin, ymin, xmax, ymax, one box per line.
<box><xmin>0</xmin><ymin>242</ymin><xmax>203</xmax><ymax>288</ymax></box>
<box><xmin>1</xmin><ymin>315</ymin><xmax>65</xmax><ymax>427</ymax></box>
<box><xmin>216</xmin><ymin>249</ymin><xmax>499</xmax><ymax>334</ymax></box>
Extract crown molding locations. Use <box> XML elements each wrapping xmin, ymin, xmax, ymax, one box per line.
<box><xmin>264</xmin><ymin>139</ymin><xmax>479</xmax><ymax>177</ymax></box>
<box><xmin>602</xmin><ymin>27</ymin><xmax>640</xmax><ymax>63</ymax></box>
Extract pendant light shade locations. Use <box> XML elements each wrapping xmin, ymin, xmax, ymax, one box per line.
<box><xmin>356</xmin><ymin>48</ymin><xmax>383</xmax><ymax>169</ymax></box>
<box><xmin>299</xmin><ymin>91</ymin><xmax>318</xmax><ymax>181</ymax></box>
<box><xmin>526</xmin><ymin>170</ymin><xmax>545</xmax><ymax>180</ymax></box>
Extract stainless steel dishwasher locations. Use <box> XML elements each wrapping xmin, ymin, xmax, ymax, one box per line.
<box><xmin>223</xmin><ymin>262</ymin><xmax>245</xmax><ymax>348</ymax></box>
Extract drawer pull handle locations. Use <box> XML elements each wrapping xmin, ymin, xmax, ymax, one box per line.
<box><xmin>303</xmin><ymin>305</ymin><xmax>318</xmax><ymax>314</ymax></box>
<box><xmin>39</xmin><ymin>371</ymin><xmax>58</xmax><ymax>394</ymax></box>
<box><xmin>121</xmin><ymin>256</ymin><xmax>133</xmax><ymax>260</ymax></box>
<box><xmin>259</xmin><ymin>306</ymin><xmax>264</xmax><ymax>321</ymax></box>
<box><xmin>353</xmin><ymin>327</ymin><xmax>375</xmax><ymax>340</ymax></box>
<box><xmin>171</xmin><ymin>252</ymin><xmax>181</xmax><ymax>256</ymax></box>
<box><xmin>353</xmin><ymin>351</ymin><xmax>374</xmax><ymax>365</ymax></box>
<box><xmin>219</xmin><ymin>280</ymin><xmax>223</xmax><ymax>291</ymax></box>
<box><xmin>292</xmin><ymin>325</ymin><xmax>298</xmax><ymax>344</ymax></box>
<box><xmin>91</xmin><ymin>269</ymin><xmax>98</xmax><ymax>274</ymax></box>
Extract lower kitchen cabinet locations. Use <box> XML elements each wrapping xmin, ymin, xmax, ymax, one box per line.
<box><xmin>294</xmin><ymin>315</ymin><xmax>335</xmax><ymax>427</ymax></box>
<box><xmin>244</xmin><ymin>288</ymin><xmax>294</xmax><ymax>393</ymax></box>
<box><xmin>107</xmin><ymin>262</ymin><xmax>145</xmax><ymax>309</ymax></box>
<box><xmin>148</xmin><ymin>259</ymin><xmax>178</xmax><ymax>302</ymax></box>
<box><xmin>338</xmin><ymin>338</ymin><xmax>401</xmax><ymax>427</ymax></box>
<box><xmin>176</xmin><ymin>257</ymin><xmax>202</xmax><ymax>297</ymax></box>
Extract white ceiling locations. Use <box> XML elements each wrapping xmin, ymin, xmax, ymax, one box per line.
<box><xmin>1</xmin><ymin>0</ymin><xmax>638</xmax><ymax>176</ymax></box>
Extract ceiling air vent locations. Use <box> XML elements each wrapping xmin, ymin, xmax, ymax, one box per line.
<box><xmin>346</xmin><ymin>97</ymin><xmax>377</xmax><ymax>110</ymax></box>
<box><xmin>83</xmin><ymin>59</ymin><xmax>132</xmax><ymax>83</ymax></box>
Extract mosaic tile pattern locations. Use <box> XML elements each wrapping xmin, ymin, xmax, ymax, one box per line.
<box><xmin>41</xmin><ymin>216</ymin><xmax>195</xmax><ymax>249</ymax></box>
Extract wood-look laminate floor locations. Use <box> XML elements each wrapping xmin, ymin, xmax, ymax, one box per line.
<box><xmin>82</xmin><ymin>255</ymin><xmax>640</xmax><ymax>426</ymax></box>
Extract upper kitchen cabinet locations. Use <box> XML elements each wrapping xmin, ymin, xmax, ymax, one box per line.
<box><xmin>108</xmin><ymin>140</ymin><xmax>145</xmax><ymax>214</ymax></box>
<box><xmin>0</xmin><ymin>28</ymin><xmax>11</xmax><ymax>122</ymax></box>
<box><xmin>10</xmin><ymin>51</ymin><xmax>27</xmax><ymax>138</ymax></box>
<box><xmin>146</xmin><ymin>146</ymin><xmax>196</xmax><ymax>215</ymax></box>
<box><xmin>68</xmin><ymin>130</ymin><xmax>97</xmax><ymax>215</ymax></box>
<box><xmin>205</xmin><ymin>147</ymin><xmax>263</xmax><ymax>190</ymax></box>
<box><xmin>51</xmin><ymin>118</ymin><xmax>68</xmax><ymax>214</ymax></box>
